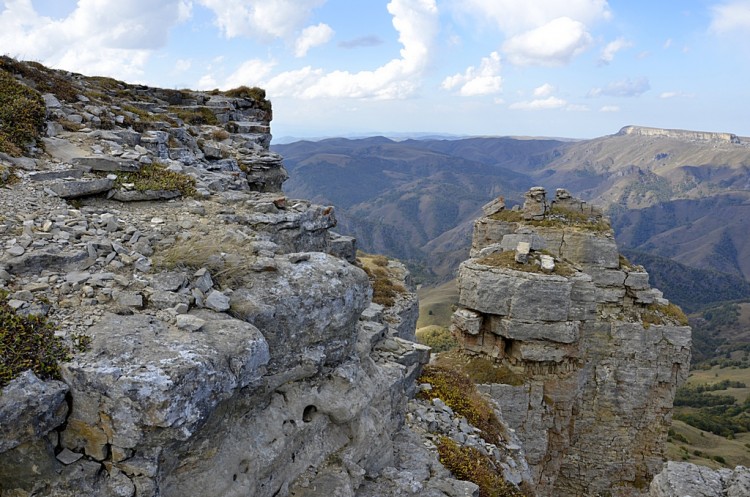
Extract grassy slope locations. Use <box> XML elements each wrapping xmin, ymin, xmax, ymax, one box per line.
<box><xmin>669</xmin><ymin>365</ymin><xmax>750</xmax><ymax>468</ymax></box>
<box><xmin>417</xmin><ymin>279</ymin><xmax>458</xmax><ymax>329</ymax></box>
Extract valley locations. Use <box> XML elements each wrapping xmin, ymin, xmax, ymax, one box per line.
<box><xmin>275</xmin><ymin>127</ymin><xmax>750</xmax><ymax>309</ymax></box>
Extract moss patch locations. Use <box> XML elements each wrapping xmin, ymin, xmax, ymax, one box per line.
<box><xmin>0</xmin><ymin>165</ymin><xmax>19</xmax><ymax>187</ymax></box>
<box><xmin>434</xmin><ymin>351</ymin><xmax>525</xmax><ymax>386</ymax></box>
<box><xmin>489</xmin><ymin>209</ymin><xmax>524</xmax><ymax>222</ymax></box>
<box><xmin>0</xmin><ymin>69</ymin><xmax>46</xmax><ymax>156</ymax></box>
<box><xmin>0</xmin><ymin>56</ymin><xmax>78</xmax><ymax>102</ymax></box>
<box><xmin>416</xmin><ymin>326</ymin><xmax>457</xmax><ymax>352</ymax></box>
<box><xmin>642</xmin><ymin>302</ymin><xmax>689</xmax><ymax>328</ymax></box>
<box><xmin>113</xmin><ymin>162</ymin><xmax>196</xmax><ymax>197</ymax></box>
<box><xmin>418</xmin><ymin>363</ymin><xmax>506</xmax><ymax>445</ymax></box>
<box><xmin>223</xmin><ymin>85</ymin><xmax>272</xmax><ymax>114</ymax></box>
<box><xmin>488</xmin><ymin>206</ymin><xmax>610</xmax><ymax>233</ymax></box>
<box><xmin>437</xmin><ymin>437</ymin><xmax>524</xmax><ymax>497</ymax></box>
<box><xmin>0</xmin><ymin>293</ymin><xmax>70</xmax><ymax>388</ymax></box>
<box><xmin>171</xmin><ymin>106</ymin><xmax>219</xmax><ymax>126</ymax></box>
<box><xmin>358</xmin><ymin>253</ymin><xmax>407</xmax><ymax>307</ymax></box>
<box><xmin>477</xmin><ymin>250</ymin><xmax>576</xmax><ymax>277</ymax></box>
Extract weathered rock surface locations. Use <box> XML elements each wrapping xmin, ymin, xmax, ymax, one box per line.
<box><xmin>0</xmin><ymin>59</ymin><xmax>478</xmax><ymax>497</ymax></box>
<box><xmin>649</xmin><ymin>461</ymin><xmax>750</xmax><ymax>497</ymax></box>
<box><xmin>453</xmin><ymin>187</ymin><xmax>692</xmax><ymax>496</ymax></box>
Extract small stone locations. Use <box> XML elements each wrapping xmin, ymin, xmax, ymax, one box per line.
<box><xmin>7</xmin><ymin>245</ymin><xmax>25</xmax><ymax>256</ymax></box>
<box><xmin>205</xmin><ymin>290</ymin><xmax>230</xmax><ymax>312</ymax></box>
<box><xmin>540</xmin><ymin>254</ymin><xmax>555</xmax><ymax>272</ymax></box>
<box><xmin>514</xmin><ymin>241</ymin><xmax>530</xmax><ymax>264</ymax></box>
<box><xmin>193</xmin><ymin>268</ymin><xmax>213</xmax><ymax>293</ymax></box>
<box><xmin>56</xmin><ymin>448</ymin><xmax>83</xmax><ymax>465</ymax></box>
<box><xmin>150</xmin><ymin>217</ymin><xmax>165</xmax><ymax>224</ymax></box>
<box><xmin>65</xmin><ymin>271</ymin><xmax>92</xmax><ymax>285</ymax></box>
<box><xmin>175</xmin><ymin>314</ymin><xmax>206</xmax><ymax>332</ymax></box>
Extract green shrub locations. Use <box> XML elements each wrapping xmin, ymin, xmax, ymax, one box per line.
<box><xmin>223</xmin><ymin>85</ymin><xmax>272</xmax><ymax>113</ymax></box>
<box><xmin>0</xmin><ymin>69</ymin><xmax>46</xmax><ymax>156</ymax></box>
<box><xmin>112</xmin><ymin>162</ymin><xmax>196</xmax><ymax>197</ymax></box>
<box><xmin>1</xmin><ymin>294</ymin><xmax>70</xmax><ymax>387</ymax></box>
<box><xmin>437</xmin><ymin>437</ymin><xmax>523</xmax><ymax>497</ymax></box>
<box><xmin>171</xmin><ymin>106</ymin><xmax>219</xmax><ymax>126</ymax></box>
<box><xmin>418</xmin><ymin>364</ymin><xmax>505</xmax><ymax>445</ymax></box>
<box><xmin>416</xmin><ymin>326</ymin><xmax>457</xmax><ymax>352</ymax></box>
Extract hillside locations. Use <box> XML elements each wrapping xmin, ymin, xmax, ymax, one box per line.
<box><xmin>274</xmin><ymin>136</ymin><xmax>556</xmax><ymax>279</ymax></box>
<box><xmin>277</xmin><ymin>127</ymin><xmax>750</xmax><ymax>297</ymax></box>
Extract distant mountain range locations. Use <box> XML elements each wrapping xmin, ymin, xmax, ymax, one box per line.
<box><xmin>273</xmin><ymin>126</ymin><xmax>750</xmax><ymax>310</ymax></box>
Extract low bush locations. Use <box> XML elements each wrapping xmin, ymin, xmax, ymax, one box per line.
<box><xmin>113</xmin><ymin>162</ymin><xmax>196</xmax><ymax>197</ymax></box>
<box><xmin>418</xmin><ymin>364</ymin><xmax>505</xmax><ymax>445</ymax></box>
<box><xmin>416</xmin><ymin>326</ymin><xmax>457</xmax><ymax>352</ymax></box>
<box><xmin>437</xmin><ymin>437</ymin><xmax>523</xmax><ymax>497</ymax></box>
<box><xmin>0</xmin><ymin>69</ymin><xmax>46</xmax><ymax>156</ymax></box>
<box><xmin>1</xmin><ymin>293</ymin><xmax>70</xmax><ymax>388</ymax></box>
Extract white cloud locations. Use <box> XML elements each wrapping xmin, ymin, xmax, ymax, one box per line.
<box><xmin>659</xmin><ymin>91</ymin><xmax>694</xmax><ymax>99</ymax></box>
<box><xmin>174</xmin><ymin>59</ymin><xmax>192</xmax><ymax>72</ymax></box>
<box><xmin>197</xmin><ymin>0</ymin><xmax>325</xmax><ymax>41</ymax></box>
<box><xmin>600</xmin><ymin>105</ymin><xmax>620</xmax><ymax>112</ymax></box>
<box><xmin>510</xmin><ymin>96</ymin><xmax>567</xmax><ymax>110</ymax></box>
<box><xmin>441</xmin><ymin>51</ymin><xmax>502</xmax><ymax>96</ymax></box>
<box><xmin>294</xmin><ymin>23</ymin><xmax>334</xmax><ymax>57</ymax></box>
<box><xmin>588</xmin><ymin>77</ymin><xmax>650</xmax><ymax>97</ymax></box>
<box><xmin>0</xmin><ymin>0</ymin><xmax>189</xmax><ymax>80</ymax></box>
<box><xmin>259</xmin><ymin>0</ymin><xmax>439</xmax><ymax>99</ymax></box>
<box><xmin>223</xmin><ymin>59</ymin><xmax>278</xmax><ymax>89</ymax></box>
<box><xmin>598</xmin><ymin>37</ymin><xmax>632</xmax><ymax>64</ymax></box>
<box><xmin>503</xmin><ymin>17</ymin><xmax>592</xmax><ymax>66</ymax></box>
<box><xmin>663</xmin><ymin>38</ymin><xmax>673</xmax><ymax>49</ymax></box>
<box><xmin>566</xmin><ymin>104</ymin><xmax>589</xmax><ymax>111</ymax></box>
<box><xmin>533</xmin><ymin>83</ymin><xmax>555</xmax><ymax>97</ymax></box>
<box><xmin>452</xmin><ymin>0</ymin><xmax>610</xmax><ymax>34</ymax></box>
<box><xmin>710</xmin><ymin>1</ymin><xmax>750</xmax><ymax>34</ymax></box>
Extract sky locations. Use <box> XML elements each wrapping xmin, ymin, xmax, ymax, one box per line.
<box><xmin>1</xmin><ymin>0</ymin><xmax>750</xmax><ymax>140</ymax></box>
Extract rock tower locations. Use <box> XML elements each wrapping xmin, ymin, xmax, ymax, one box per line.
<box><xmin>452</xmin><ymin>187</ymin><xmax>692</xmax><ymax>496</ymax></box>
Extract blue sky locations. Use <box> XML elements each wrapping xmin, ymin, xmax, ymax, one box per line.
<box><xmin>2</xmin><ymin>0</ymin><xmax>749</xmax><ymax>140</ymax></box>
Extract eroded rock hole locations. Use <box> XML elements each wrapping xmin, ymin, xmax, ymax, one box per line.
<box><xmin>303</xmin><ymin>405</ymin><xmax>317</xmax><ymax>423</ymax></box>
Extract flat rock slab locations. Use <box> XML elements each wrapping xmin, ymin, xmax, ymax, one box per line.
<box><xmin>109</xmin><ymin>189</ymin><xmax>181</xmax><ymax>202</ymax></box>
<box><xmin>29</xmin><ymin>169</ymin><xmax>84</xmax><ymax>182</ymax></box>
<box><xmin>72</xmin><ymin>157</ymin><xmax>139</xmax><ymax>172</ymax></box>
<box><xmin>48</xmin><ymin>178</ymin><xmax>114</xmax><ymax>199</ymax></box>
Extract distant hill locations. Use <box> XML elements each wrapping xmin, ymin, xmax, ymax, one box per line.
<box><xmin>275</xmin><ymin>127</ymin><xmax>750</xmax><ymax>297</ymax></box>
<box><xmin>274</xmin><ymin>136</ymin><xmax>563</xmax><ymax>280</ymax></box>
<box><xmin>621</xmin><ymin>249</ymin><xmax>750</xmax><ymax>313</ymax></box>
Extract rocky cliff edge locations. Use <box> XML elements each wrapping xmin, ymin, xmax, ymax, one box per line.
<box><xmin>0</xmin><ymin>58</ymin><xmax>479</xmax><ymax>497</ymax></box>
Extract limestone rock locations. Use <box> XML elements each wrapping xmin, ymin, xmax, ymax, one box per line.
<box><xmin>649</xmin><ymin>462</ymin><xmax>750</xmax><ymax>497</ymax></box>
<box><xmin>48</xmin><ymin>178</ymin><xmax>115</xmax><ymax>198</ymax></box>
<box><xmin>229</xmin><ymin>252</ymin><xmax>370</xmax><ymax>372</ymax></box>
<box><xmin>452</xmin><ymin>188</ymin><xmax>692</xmax><ymax>497</ymax></box>
<box><xmin>0</xmin><ymin>371</ymin><xmax>69</xmax><ymax>453</ymax></box>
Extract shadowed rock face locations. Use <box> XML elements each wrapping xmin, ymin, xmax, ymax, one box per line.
<box><xmin>452</xmin><ymin>187</ymin><xmax>692</xmax><ymax>496</ymax></box>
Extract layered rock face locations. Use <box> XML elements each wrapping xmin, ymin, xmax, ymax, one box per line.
<box><xmin>452</xmin><ymin>188</ymin><xmax>692</xmax><ymax>496</ymax></box>
<box><xmin>0</xmin><ymin>61</ymin><xmax>450</xmax><ymax>497</ymax></box>
<box><xmin>617</xmin><ymin>125</ymin><xmax>741</xmax><ymax>144</ymax></box>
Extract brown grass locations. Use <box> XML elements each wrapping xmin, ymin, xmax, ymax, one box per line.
<box><xmin>358</xmin><ymin>253</ymin><xmax>407</xmax><ymax>307</ymax></box>
<box><xmin>477</xmin><ymin>250</ymin><xmax>576</xmax><ymax>277</ymax></box>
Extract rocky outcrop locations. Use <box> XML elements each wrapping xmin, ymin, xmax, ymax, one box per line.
<box><xmin>451</xmin><ymin>187</ymin><xmax>692</xmax><ymax>496</ymax></box>
<box><xmin>0</xmin><ymin>60</ymin><xmax>477</xmax><ymax>497</ymax></box>
<box><xmin>618</xmin><ymin>125</ymin><xmax>741</xmax><ymax>144</ymax></box>
<box><xmin>649</xmin><ymin>462</ymin><xmax>750</xmax><ymax>497</ymax></box>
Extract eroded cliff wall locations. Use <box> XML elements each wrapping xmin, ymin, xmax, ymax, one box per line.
<box><xmin>452</xmin><ymin>188</ymin><xmax>692</xmax><ymax>496</ymax></box>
